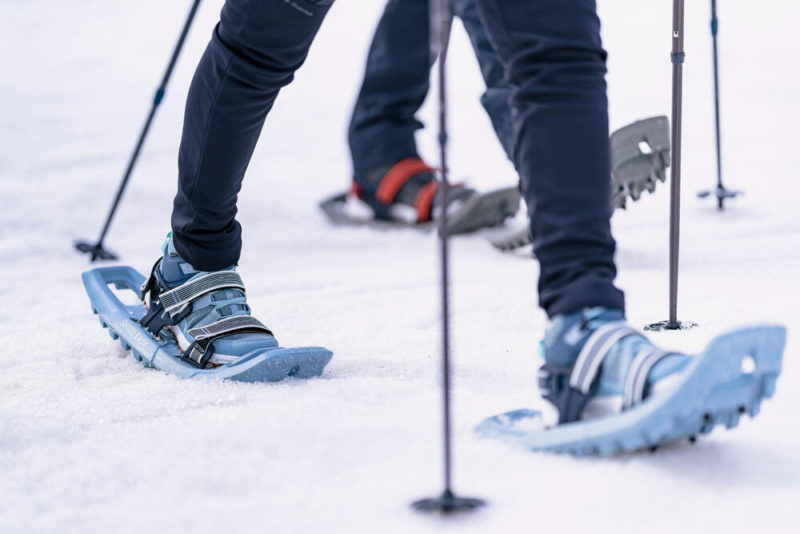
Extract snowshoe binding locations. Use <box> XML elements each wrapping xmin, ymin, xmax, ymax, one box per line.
<box><xmin>489</xmin><ymin>116</ymin><xmax>671</xmax><ymax>251</ymax></box>
<box><xmin>320</xmin><ymin>157</ymin><xmax>520</xmax><ymax>235</ymax></box>
<box><xmin>82</xmin><ymin>236</ymin><xmax>333</xmax><ymax>382</ymax></box>
<box><xmin>477</xmin><ymin>307</ymin><xmax>785</xmax><ymax>456</ymax></box>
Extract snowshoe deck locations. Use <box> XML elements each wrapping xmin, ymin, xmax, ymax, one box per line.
<box><xmin>476</xmin><ymin>325</ymin><xmax>785</xmax><ymax>456</ymax></box>
<box><xmin>319</xmin><ymin>186</ymin><xmax>520</xmax><ymax>235</ymax></box>
<box><xmin>82</xmin><ymin>266</ymin><xmax>333</xmax><ymax>382</ymax></box>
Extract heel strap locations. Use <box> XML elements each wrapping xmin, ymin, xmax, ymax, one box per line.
<box><xmin>414</xmin><ymin>181</ymin><xmax>439</xmax><ymax>223</ymax></box>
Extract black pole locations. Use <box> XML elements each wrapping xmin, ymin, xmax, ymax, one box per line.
<box><xmin>711</xmin><ymin>0</ymin><xmax>723</xmax><ymax>204</ymax></box>
<box><xmin>647</xmin><ymin>0</ymin><xmax>696</xmax><ymax>332</ymax></box>
<box><xmin>698</xmin><ymin>0</ymin><xmax>741</xmax><ymax>208</ymax></box>
<box><xmin>412</xmin><ymin>0</ymin><xmax>484</xmax><ymax>514</ymax></box>
<box><xmin>75</xmin><ymin>0</ymin><xmax>203</xmax><ymax>261</ymax></box>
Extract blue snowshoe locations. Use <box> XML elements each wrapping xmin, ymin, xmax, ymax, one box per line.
<box><xmin>477</xmin><ymin>308</ymin><xmax>785</xmax><ymax>456</ymax></box>
<box><xmin>82</xmin><ymin>237</ymin><xmax>333</xmax><ymax>382</ymax></box>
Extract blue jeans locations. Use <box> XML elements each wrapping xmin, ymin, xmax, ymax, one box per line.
<box><xmin>347</xmin><ymin>0</ymin><xmax>514</xmax><ymax>180</ymax></box>
<box><xmin>171</xmin><ymin>0</ymin><xmax>624</xmax><ymax>317</ymax></box>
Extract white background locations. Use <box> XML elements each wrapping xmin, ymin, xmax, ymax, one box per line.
<box><xmin>1</xmin><ymin>1</ymin><xmax>798</xmax><ymax>532</ymax></box>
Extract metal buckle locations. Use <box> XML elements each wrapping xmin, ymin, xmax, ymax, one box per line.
<box><xmin>183</xmin><ymin>339</ymin><xmax>214</xmax><ymax>368</ymax></box>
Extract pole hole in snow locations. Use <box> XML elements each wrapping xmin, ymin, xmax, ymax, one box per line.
<box><xmin>740</xmin><ymin>355</ymin><xmax>756</xmax><ymax>375</ymax></box>
<box><xmin>638</xmin><ymin>140</ymin><xmax>654</xmax><ymax>155</ymax></box>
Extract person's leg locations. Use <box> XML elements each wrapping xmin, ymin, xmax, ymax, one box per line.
<box><xmin>347</xmin><ymin>0</ymin><xmax>432</xmax><ymax>181</ymax></box>
<box><xmin>339</xmin><ymin>0</ymin><xmax>518</xmax><ymax>232</ymax></box>
<box><xmin>469</xmin><ymin>4</ymin><xmax>784</xmax><ymax>440</ymax></box>
<box><xmin>472</xmin><ymin>0</ymin><xmax>702</xmax><ymax>436</ymax></box>
<box><xmin>172</xmin><ymin>0</ymin><xmax>334</xmax><ymax>271</ymax></box>
<box><xmin>476</xmin><ymin>0</ymin><xmax>623</xmax><ymax>317</ymax></box>
<box><xmin>452</xmin><ymin>0</ymin><xmax>514</xmax><ymax>162</ymax></box>
<box><xmin>144</xmin><ymin>0</ymin><xmax>337</xmax><ymax>371</ymax></box>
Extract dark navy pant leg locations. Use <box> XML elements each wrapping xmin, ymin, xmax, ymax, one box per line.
<box><xmin>347</xmin><ymin>0</ymin><xmax>431</xmax><ymax>180</ymax></box>
<box><xmin>476</xmin><ymin>0</ymin><xmax>625</xmax><ymax>317</ymax></box>
<box><xmin>349</xmin><ymin>0</ymin><xmax>515</xmax><ymax>176</ymax></box>
<box><xmin>172</xmin><ymin>0</ymin><xmax>334</xmax><ymax>271</ymax></box>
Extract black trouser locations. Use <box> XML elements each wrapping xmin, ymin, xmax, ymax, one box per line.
<box><xmin>348</xmin><ymin>0</ymin><xmax>513</xmax><ymax>181</ymax></box>
<box><xmin>171</xmin><ymin>0</ymin><xmax>334</xmax><ymax>271</ymax></box>
<box><xmin>171</xmin><ymin>0</ymin><xmax>624</xmax><ymax>317</ymax></box>
<box><xmin>475</xmin><ymin>0</ymin><xmax>624</xmax><ymax>315</ymax></box>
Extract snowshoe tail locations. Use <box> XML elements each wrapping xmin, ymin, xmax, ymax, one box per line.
<box><xmin>476</xmin><ymin>325</ymin><xmax>785</xmax><ymax>456</ymax></box>
<box><xmin>319</xmin><ymin>186</ymin><xmax>520</xmax><ymax>235</ymax></box>
<box><xmin>82</xmin><ymin>266</ymin><xmax>333</xmax><ymax>382</ymax></box>
<box><xmin>446</xmin><ymin>186</ymin><xmax>521</xmax><ymax>235</ymax></box>
<box><xmin>487</xmin><ymin>225</ymin><xmax>532</xmax><ymax>252</ymax></box>
<box><xmin>611</xmin><ymin>115</ymin><xmax>670</xmax><ymax>210</ymax></box>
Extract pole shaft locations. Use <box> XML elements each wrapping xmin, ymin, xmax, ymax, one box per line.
<box><xmin>711</xmin><ymin>0</ymin><xmax>724</xmax><ymax>208</ymax></box>
<box><xmin>94</xmin><ymin>0</ymin><xmax>202</xmax><ymax>247</ymax></box>
<box><xmin>669</xmin><ymin>0</ymin><xmax>685</xmax><ymax>325</ymax></box>
<box><xmin>432</xmin><ymin>0</ymin><xmax>453</xmax><ymax>493</ymax></box>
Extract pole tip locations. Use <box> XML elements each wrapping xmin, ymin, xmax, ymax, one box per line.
<box><xmin>644</xmin><ymin>320</ymin><xmax>698</xmax><ymax>332</ymax></box>
<box><xmin>74</xmin><ymin>241</ymin><xmax>119</xmax><ymax>262</ymax></box>
<box><xmin>412</xmin><ymin>490</ymin><xmax>486</xmax><ymax>514</ymax></box>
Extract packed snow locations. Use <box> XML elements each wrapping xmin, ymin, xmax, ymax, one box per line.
<box><xmin>1</xmin><ymin>1</ymin><xmax>798</xmax><ymax>532</ymax></box>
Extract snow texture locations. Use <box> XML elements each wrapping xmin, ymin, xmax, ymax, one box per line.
<box><xmin>1</xmin><ymin>1</ymin><xmax>799</xmax><ymax>532</ymax></box>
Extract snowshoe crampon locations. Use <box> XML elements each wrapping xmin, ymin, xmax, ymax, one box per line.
<box><xmin>82</xmin><ymin>266</ymin><xmax>333</xmax><ymax>382</ymax></box>
<box><xmin>611</xmin><ymin>115</ymin><xmax>671</xmax><ymax>210</ymax></box>
<box><xmin>319</xmin><ymin>185</ymin><xmax>520</xmax><ymax>235</ymax></box>
<box><xmin>477</xmin><ymin>326</ymin><xmax>785</xmax><ymax>456</ymax></box>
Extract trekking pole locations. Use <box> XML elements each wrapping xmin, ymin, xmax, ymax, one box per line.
<box><xmin>412</xmin><ymin>0</ymin><xmax>485</xmax><ymax>515</ymax></box>
<box><xmin>647</xmin><ymin>0</ymin><xmax>697</xmax><ymax>332</ymax></box>
<box><xmin>697</xmin><ymin>0</ymin><xmax>741</xmax><ymax>209</ymax></box>
<box><xmin>75</xmin><ymin>0</ymin><xmax>203</xmax><ymax>261</ymax></box>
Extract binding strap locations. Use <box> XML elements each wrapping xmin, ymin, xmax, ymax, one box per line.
<box><xmin>184</xmin><ymin>316</ymin><xmax>273</xmax><ymax>368</ymax></box>
<box><xmin>414</xmin><ymin>181</ymin><xmax>439</xmax><ymax>222</ymax></box>
<box><xmin>159</xmin><ymin>271</ymin><xmax>245</xmax><ymax>318</ymax></box>
<box><xmin>375</xmin><ymin>158</ymin><xmax>435</xmax><ymax>205</ymax></box>
<box><xmin>622</xmin><ymin>348</ymin><xmax>679</xmax><ymax>410</ymax></box>
<box><xmin>539</xmin><ymin>321</ymin><xmax>643</xmax><ymax>424</ymax></box>
<box><xmin>138</xmin><ymin>259</ymin><xmax>195</xmax><ymax>337</ymax></box>
<box><xmin>569</xmin><ymin>322</ymin><xmax>642</xmax><ymax>394</ymax></box>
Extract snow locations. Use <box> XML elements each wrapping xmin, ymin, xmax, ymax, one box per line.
<box><xmin>1</xmin><ymin>1</ymin><xmax>799</xmax><ymax>532</ymax></box>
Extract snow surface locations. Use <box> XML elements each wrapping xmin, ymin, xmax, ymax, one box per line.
<box><xmin>1</xmin><ymin>1</ymin><xmax>799</xmax><ymax>532</ymax></box>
